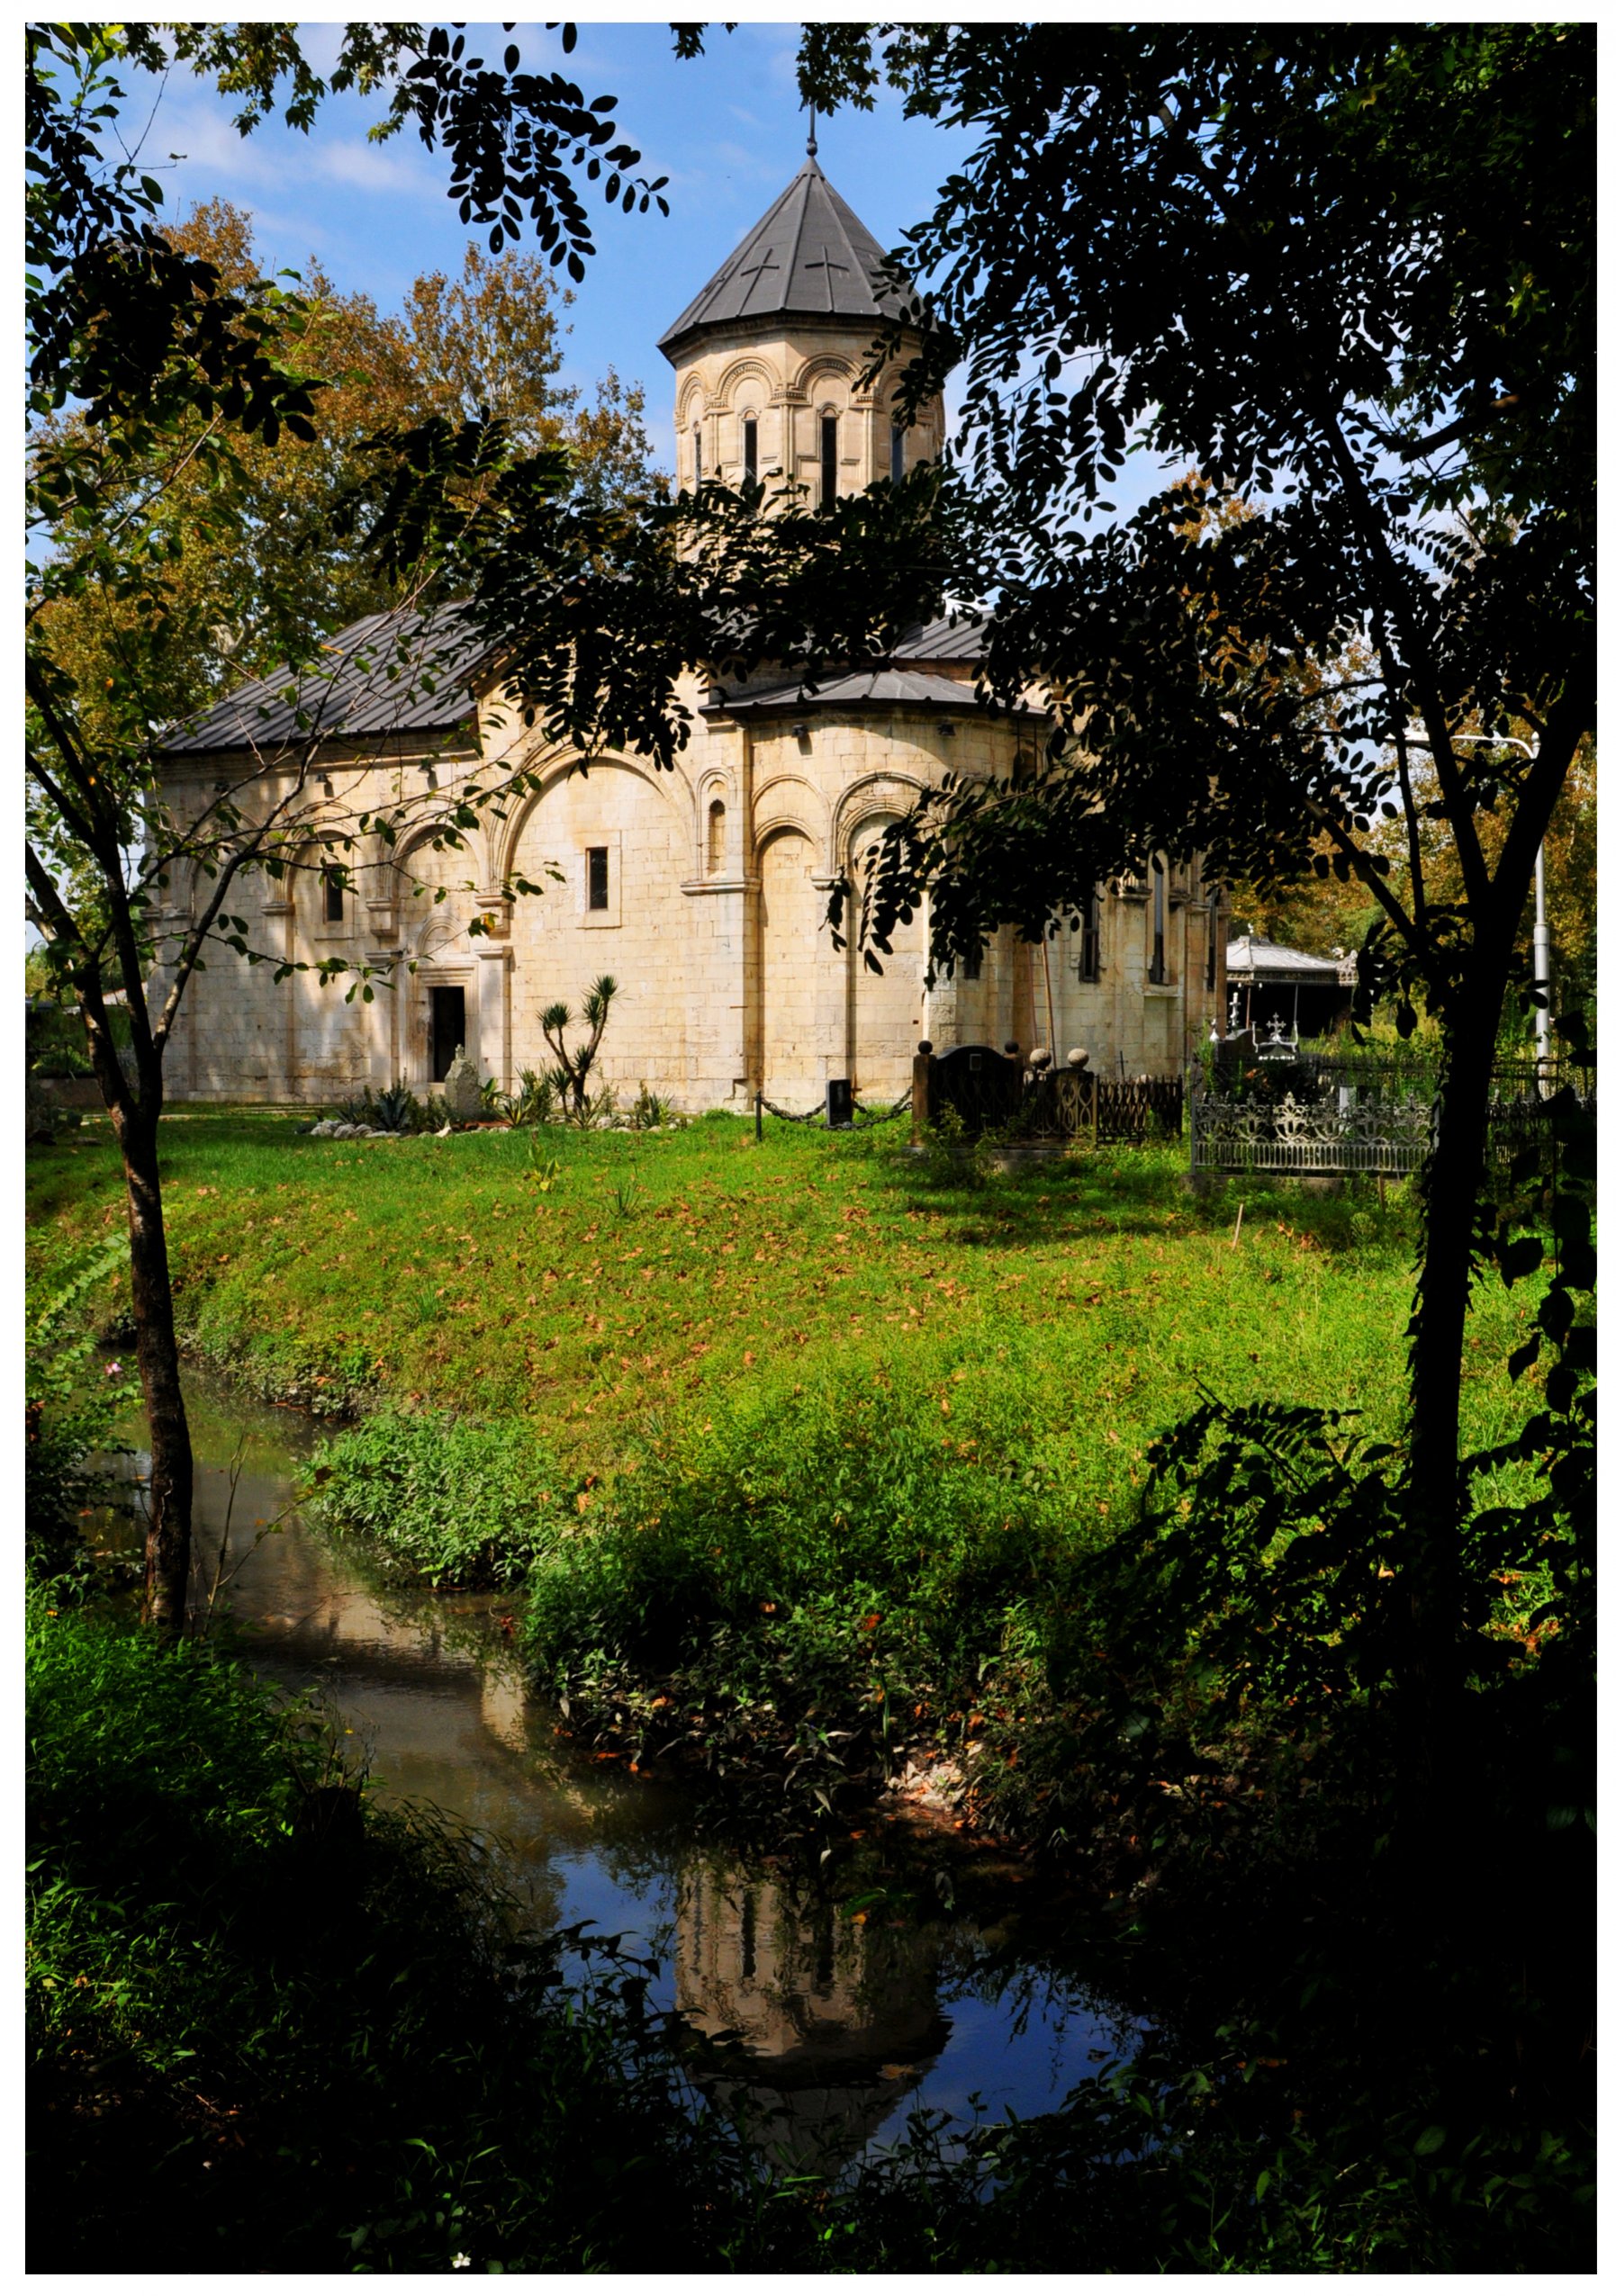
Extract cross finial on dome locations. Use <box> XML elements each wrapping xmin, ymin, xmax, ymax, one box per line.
<box><xmin>806</xmin><ymin>101</ymin><xmax>817</xmax><ymax>159</ymax></box>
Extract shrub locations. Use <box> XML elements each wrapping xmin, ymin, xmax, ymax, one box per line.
<box><xmin>490</xmin><ymin>1066</ymin><xmax>558</xmax><ymax>1127</ymax></box>
<box><xmin>330</xmin><ymin>1082</ymin><xmax>445</xmax><ymax>1134</ymax></box>
<box><xmin>519</xmin><ymin>1376</ymin><xmax>1097</xmax><ymax>1814</ymax></box>
<box><xmin>25</xmin><ymin>1242</ymin><xmax>134</xmax><ymax>1595</ymax></box>
<box><xmin>26</xmin><ymin>1595</ymin><xmax>778</xmax><ymax>2274</ymax></box>
<box><xmin>308</xmin><ymin>1407</ymin><xmax>573</xmax><ymax>1588</ymax></box>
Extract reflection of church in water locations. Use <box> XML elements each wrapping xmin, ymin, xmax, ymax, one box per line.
<box><xmin>156</xmin><ymin>131</ymin><xmax>1224</xmax><ymax>1110</ymax></box>
<box><xmin>477</xmin><ymin>1675</ymin><xmax>951</xmax><ymax>2168</ymax></box>
<box><xmin>675</xmin><ymin>1858</ymin><xmax>949</xmax><ymax>2168</ymax></box>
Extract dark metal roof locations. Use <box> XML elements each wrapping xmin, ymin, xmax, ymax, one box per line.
<box><xmin>703</xmin><ymin>666</ymin><xmax>1040</xmax><ymax>717</ymax></box>
<box><xmin>158</xmin><ymin>607</ymin><xmax>488</xmax><ymax>757</ymax></box>
<box><xmin>658</xmin><ymin>157</ymin><xmax>910</xmax><ymax>359</ymax></box>
<box><xmin>890</xmin><ymin>613</ymin><xmax>989</xmax><ymax>664</ymax></box>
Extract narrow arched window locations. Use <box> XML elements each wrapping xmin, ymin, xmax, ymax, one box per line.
<box><xmin>692</xmin><ymin>423</ymin><xmax>703</xmax><ymax>488</ymax></box>
<box><xmin>743</xmin><ymin>418</ymin><xmax>758</xmax><ymax>485</ymax></box>
<box><xmin>889</xmin><ymin>419</ymin><xmax>905</xmax><ymax>483</ymax></box>
<box><xmin>322</xmin><ymin>866</ymin><xmax>345</xmax><ymax>924</ymax></box>
<box><xmin>708</xmin><ymin>799</ymin><xmax>727</xmax><ymax>875</ymax></box>
<box><xmin>1079</xmin><ymin>887</ymin><xmax>1101</xmax><ymax>980</ymax></box>
<box><xmin>1205</xmin><ymin>881</ymin><xmax>1220</xmax><ymax>989</ymax></box>
<box><xmin>1150</xmin><ymin>860</ymin><xmax>1168</xmax><ymax>984</ymax></box>
<box><xmin>820</xmin><ymin>412</ymin><xmax>838</xmax><ymax>507</ymax></box>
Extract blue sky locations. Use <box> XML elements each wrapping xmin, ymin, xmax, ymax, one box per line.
<box><xmin>115</xmin><ymin>23</ymin><xmax>986</xmax><ymax>471</ymax></box>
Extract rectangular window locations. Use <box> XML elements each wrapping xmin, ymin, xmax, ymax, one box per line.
<box><xmin>820</xmin><ymin>413</ymin><xmax>838</xmax><ymax>507</ymax></box>
<box><xmin>692</xmin><ymin>425</ymin><xmax>702</xmax><ymax>487</ymax></box>
<box><xmin>889</xmin><ymin>419</ymin><xmax>905</xmax><ymax>483</ymax></box>
<box><xmin>743</xmin><ymin>417</ymin><xmax>758</xmax><ymax>485</ymax></box>
<box><xmin>322</xmin><ymin>866</ymin><xmax>345</xmax><ymax>924</ymax></box>
<box><xmin>1079</xmin><ymin>887</ymin><xmax>1101</xmax><ymax>981</ymax></box>
<box><xmin>962</xmin><ymin>944</ymin><xmax>982</xmax><ymax>982</ymax></box>
<box><xmin>587</xmin><ymin>846</ymin><xmax>610</xmax><ymax>912</ymax></box>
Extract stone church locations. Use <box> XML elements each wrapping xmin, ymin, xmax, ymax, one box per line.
<box><xmin>157</xmin><ymin>146</ymin><xmax>1225</xmax><ymax>1111</ymax></box>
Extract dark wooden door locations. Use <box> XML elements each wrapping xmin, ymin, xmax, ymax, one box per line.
<box><xmin>429</xmin><ymin>986</ymin><xmax>465</xmax><ymax>1083</ymax></box>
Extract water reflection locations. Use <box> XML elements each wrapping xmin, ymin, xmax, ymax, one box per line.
<box><xmin>101</xmin><ymin>1378</ymin><xmax>1139</xmax><ymax>2166</ymax></box>
<box><xmin>675</xmin><ymin>1857</ymin><xmax>950</xmax><ymax>2167</ymax></box>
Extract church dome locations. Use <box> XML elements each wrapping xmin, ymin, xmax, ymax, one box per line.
<box><xmin>657</xmin><ymin>154</ymin><xmax>909</xmax><ymax>365</ymax></box>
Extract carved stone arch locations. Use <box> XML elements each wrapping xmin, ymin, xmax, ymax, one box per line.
<box><xmin>791</xmin><ymin>352</ymin><xmax>856</xmax><ymax>405</ymax></box>
<box><xmin>283</xmin><ymin>825</ymin><xmax>340</xmax><ymax>926</ymax></box>
<box><xmin>753</xmin><ymin>770</ymin><xmax>831</xmax><ymax>871</ymax></box>
<box><xmin>839</xmin><ymin>778</ymin><xmax>929</xmax><ymax>1098</ymax></box>
<box><xmin>695</xmin><ymin>761</ymin><xmax>733</xmax><ymax>827</ymax></box>
<box><xmin>492</xmin><ymin>748</ymin><xmax>696</xmax><ymax>887</ymax></box>
<box><xmin>714</xmin><ymin>353</ymin><xmax>781</xmax><ymax>414</ymax></box>
<box><xmin>389</xmin><ymin>820</ymin><xmax>491</xmax><ymax>964</ymax></box>
<box><xmin>676</xmin><ymin>372</ymin><xmax>708</xmax><ymax>425</ymax></box>
<box><xmin>833</xmin><ymin>770</ymin><xmax>927</xmax><ymax>869</ymax></box>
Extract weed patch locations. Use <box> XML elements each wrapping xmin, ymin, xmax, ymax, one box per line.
<box><xmin>308</xmin><ymin>1407</ymin><xmax>574</xmax><ymax>1588</ymax></box>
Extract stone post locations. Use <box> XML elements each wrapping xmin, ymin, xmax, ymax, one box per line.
<box><xmin>911</xmin><ymin>1040</ymin><xmax>933</xmax><ymax>1146</ymax></box>
<box><xmin>260</xmin><ymin>893</ymin><xmax>295</xmax><ymax>1095</ymax></box>
<box><xmin>477</xmin><ymin>943</ymin><xmax>514</xmax><ymax>1094</ymax></box>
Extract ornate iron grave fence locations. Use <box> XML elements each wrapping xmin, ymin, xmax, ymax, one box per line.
<box><xmin>1024</xmin><ymin>1067</ymin><xmax>1184</xmax><ymax>1144</ymax></box>
<box><xmin>1188</xmin><ymin>1051</ymin><xmax>1593</xmax><ymax>1178</ymax></box>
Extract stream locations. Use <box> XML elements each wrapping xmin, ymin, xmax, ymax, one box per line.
<box><xmin>105</xmin><ymin>1372</ymin><xmax>1143</xmax><ymax>2175</ymax></box>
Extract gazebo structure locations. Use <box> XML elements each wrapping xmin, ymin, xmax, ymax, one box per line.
<box><xmin>1224</xmin><ymin>936</ymin><xmax>1357</xmax><ymax>1049</ymax></box>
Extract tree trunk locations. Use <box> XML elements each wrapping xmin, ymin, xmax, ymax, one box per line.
<box><xmin>112</xmin><ymin>1098</ymin><xmax>193</xmax><ymax>1635</ymax></box>
<box><xmin>1399</xmin><ymin>961</ymin><xmax>1510</xmax><ymax>1832</ymax></box>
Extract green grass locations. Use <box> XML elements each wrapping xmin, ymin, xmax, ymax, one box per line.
<box><xmin>26</xmin><ymin>1112</ymin><xmax>1591</xmax><ymax>2274</ymax></box>
<box><xmin>24</xmin><ymin>1103</ymin><xmax>1539</xmax><ymax>1484</ymax></box>
<box><xmin>27</xmin><ymin>1103</ymin><xmax>1552</xmax><ymax>1828</ymax></box>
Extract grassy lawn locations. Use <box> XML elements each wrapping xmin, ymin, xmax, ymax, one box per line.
<box><xmin>25</xmin><ymin>1103</ymin><xmax>1537</xmax><ymax>1504</ymax></box>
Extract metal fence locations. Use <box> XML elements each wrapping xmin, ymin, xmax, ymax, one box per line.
<box><xmin>1188</xmin><ymin>1052</ymin><xmax>1593</xmax><ymax>1178</ymax></box>
<box><xmin>1025</xmin><ymin>1068</ymin><xmax>1184</xmax><ymax>1144</ymax></box>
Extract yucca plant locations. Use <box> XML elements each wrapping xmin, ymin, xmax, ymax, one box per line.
<box><xmin>496</xmin><ymin>1067</ymin><xmax>558</xmax><ymax>1128</ymax></box>
<box><xmin>540</xmin><ymin>976</ymin><xmax>618</xmax><ymax>1122</ymax></box>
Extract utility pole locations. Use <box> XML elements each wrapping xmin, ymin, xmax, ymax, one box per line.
<box><xmin>1533</xmin><ymin>842</ymin><xmax>1553</xmax><ymax>1091</ymax></box>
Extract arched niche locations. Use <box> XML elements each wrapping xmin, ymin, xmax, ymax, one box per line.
<box><xmin>753</xmin><ymin>770</ymin><xmax>830</xmax><ymax>871</ymax></box>
<box><xmin>843</xmin><ymin>801</ymin><xmax>926</xmax><ymax>1100</ymax></box>
<box><xmin>501</xmin><ymin>753</ymin><xmax>691</xmax><ymax>1086</ymax></box>
<box><xmin>756</xmin><ymin>819</ymin><xmax>826</xmax><ymax>1099</ymax></box>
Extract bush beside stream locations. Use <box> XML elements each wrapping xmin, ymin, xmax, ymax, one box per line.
<box><xmin>27</xmin><ymin>1592</ymin><xmax>781</xmax><ymax>2274</ymax></box>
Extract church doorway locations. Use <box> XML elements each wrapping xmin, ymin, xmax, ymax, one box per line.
<box><xmin>429</xmin><ymin>985</ymin><xmax>465</xmax><ymax>1082</ymax></box>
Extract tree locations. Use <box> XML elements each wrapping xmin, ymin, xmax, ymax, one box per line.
<box><xmin>24</xmin><ymin>20</ymin><xmax>676</xmax><ymax>1631</ymax></box>
<box><xmin>772</xmin><ymin>24</ymin><xmax>1593</xmax><ymax>1802</ymax></box>
<box><xmin>34</xmin><ymin>203</ymin><xmax>663</xmax><ymax>771</ymax></box>
<box><xmin>25</xmin><ymin>18</ymin><xmax>939</xmax><ymax>1632</ymax></box>
<box><xmin>402</xmin><ymin>243</ymin><xmax>660</xmax><ymax>508</ymax></box>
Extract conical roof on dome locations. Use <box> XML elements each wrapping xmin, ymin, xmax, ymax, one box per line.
<box><xmin>657</xmin><ymin>155</ymin><xmax>908</xmax><ymax>361</ymax></box>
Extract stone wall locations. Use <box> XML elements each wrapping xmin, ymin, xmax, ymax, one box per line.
<box><xmin>158</xmin><ymin>689</ymin><xmax>1223</xmax><ymax>1111</ymax></box>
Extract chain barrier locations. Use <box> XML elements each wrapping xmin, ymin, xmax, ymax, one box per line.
<box><xmin>757</xmin><ymin>1090</ymin><xmax>911</xmax><ymax>1131</ymax></box>
<box><xmin>851</xmin><ymin>1091</ymin><xmax>912</xmax><ymax>1128</ymax></box>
